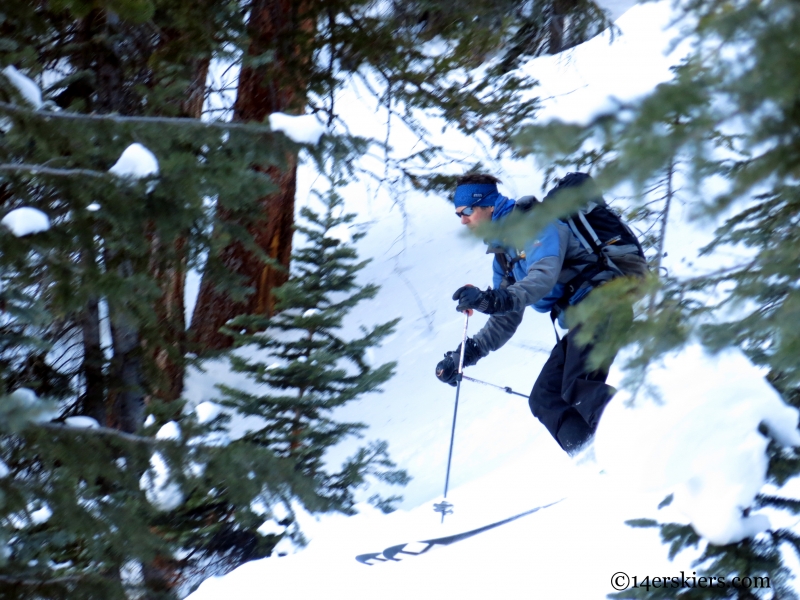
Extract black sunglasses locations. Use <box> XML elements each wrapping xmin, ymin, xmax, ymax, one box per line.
<box><xmin>455</xmin><ymin>206</ymin><xmax>476</xmax><ymax>218</ymax></box>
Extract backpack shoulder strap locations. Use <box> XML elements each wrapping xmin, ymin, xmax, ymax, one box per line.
<box><xmin>566</xmin><ymin>209</ymin><xmax>607</xmax><ymax>256</ymax></box>
<box><xmin>566</xmin><ymin>208</ymin><xmax>630</xmax><ymax>278</ymax></box>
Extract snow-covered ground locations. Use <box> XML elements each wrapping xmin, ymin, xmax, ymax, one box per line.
<box><xmin>185</xmin><ymin>0</ymin><xmax>699</xmax><ymax>510</ymax></box>
<box><xmin>184</xmin><ymin>2</ymin><xmax>800</xmax><ymax>598</ymax></box>
<box><xmin>188</xmin><ymin>344</ymin><xmax>800</xmax><ymax>599</ymax></box>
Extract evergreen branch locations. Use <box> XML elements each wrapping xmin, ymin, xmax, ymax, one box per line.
<box><xmin>0</xmin><ymin>101</ymin><xmax>274</xmax><ymax>134</ymax></box>
<box><xmin>0</xmin><ymin>573</ymin><xmax>86</xmax><ymax>586</ymax></box>
<box><xmin>625</xmin><ymin>518</ymin><xmax>659</xmax><ymax>528</ymax></box>
<box><xmin>36</xmin><ymin>422</ymin><xmax>160</xmax><ymax>444</ymax></box>
<box><xmin>772</xmin><ymin>529</ymin><xmax>800</xmax><ymax>561</ymax></box>
<box><xmin>758</xmin><ymin>494</ymin><xmax>800</xmax><ymax>514</ymax></box>
<box><xmin>676</xmin><ymin>260</ymin><xmax>759</xmax><ymax>286</ymax></box>
<box><xmin>0</xmin><ymin>163</ymin><xmax>109</xmax><ymax>179</ymax></box>
<box><xmin>654</xmin><ymin>160</ymin><xmax>674</xmax><ymax>276</ymax></box>
<box><xmin>33</xmin><ymin>421</ymin><xmax>188</xmax><ymax>447</ymax></box>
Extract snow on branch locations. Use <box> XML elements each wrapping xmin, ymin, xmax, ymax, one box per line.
<box><xmin>596</xmin><ymin>343</ymin><xmax>800</xmax><ymax>546</ymax></box>
<box><xmin>31</xmin><ymin>420</ymin><xmax>227</xmax><ymax>453</ymax></box>
<box><xmin>109</xmin><ymin>143</ymin><xmax>159</xmax><ymax>180</ymax></box>
<box><xmin>140</xmin><ymin>451</ymin><xmax>184</xmax><ymax>511</ymax></box>
<box><xmin>268</xmin><ymin>113</ymin><xmax>326</xmax><ymax>144</ymax></box>
<box><xmin>64</xmin><ymin>416</ymin><xmax>100</xmax><ymax>429</ymax></box>
<box><xmin>36</xmin><ymin>422</ymin><xmax>165</xmax><ymax>445</ymax></box>
<box><xmin>0</xmin><ymin>101</ymin><xmax>274</xmax><ymax>133</ymax></box>
<box><xmin>2</xmin><ymin>66</ymin><xmax>42</xmax><ymax>109</ymax></box>
<box><xmin>1</xmin><ymin>207</ymin><xmax>50</xmax><ymax>236</ymax></box>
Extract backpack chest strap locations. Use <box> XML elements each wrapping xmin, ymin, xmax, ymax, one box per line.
<box><xmin>493</xmin><ymin>248</ymin><xmax>525</xmax><ymax>288</ymax></box>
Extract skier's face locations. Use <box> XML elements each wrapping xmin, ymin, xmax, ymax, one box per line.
<box><xmin>456</xmin><ymin>205</ymin><xmax>493</xmax><ymax>231</ymax></box>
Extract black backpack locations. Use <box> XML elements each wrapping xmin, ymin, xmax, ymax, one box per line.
<box><xmin>496</xmin><ymin>172</ymin><xmax>648</xmax><ymax>290</ymax></box>
<box><xmin>545</xmin><ymin>172</ymin><xmax>648</xmax><ymax>281</ymax></box>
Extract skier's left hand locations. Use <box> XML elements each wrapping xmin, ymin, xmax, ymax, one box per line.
<box><xmin>452</xmin><ymin>285</ymin><xmax>512</xmax><ymax>315</ymax></box>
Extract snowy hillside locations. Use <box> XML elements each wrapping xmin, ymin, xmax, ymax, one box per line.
<box><xmin>188</xmin><ymin>345</ymin><xmax>800</xmax><ymax>599</ymax></box>
<box><xmin>184</xmin><ymin>2</ymin><xmax>800</xmax><ymax>598</ymax></box>
<box><xmin>185</xmin><ymin>0</ymin><xmax>699</xmax><ymax>511</ymax></box>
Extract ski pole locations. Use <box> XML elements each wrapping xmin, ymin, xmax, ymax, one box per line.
<box><xmin>461</xmin><ymin>375</ymin><xmax>528</xmax><ymax>399</ymax></box>
<box><xmin>434</xmin><ymin>310</ymin><xmax>470</xmax><ymax>523</ymax></box>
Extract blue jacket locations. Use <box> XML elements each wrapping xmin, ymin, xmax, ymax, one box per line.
<box><xmin>472</xmin><ymin>195</ymin><xmax>603</xmax><ymax>356</ymax></box>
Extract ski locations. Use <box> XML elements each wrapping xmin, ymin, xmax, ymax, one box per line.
<box><xmin>355</xmin><ymin>499</ymin><xmax>564</xmax><ymax>565</ymax></box>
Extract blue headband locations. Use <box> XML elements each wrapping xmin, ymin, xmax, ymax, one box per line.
<box><xmin>453</xmin><ymin>183</ymin><xmax>499</xmax><ymax>208</ymax></box>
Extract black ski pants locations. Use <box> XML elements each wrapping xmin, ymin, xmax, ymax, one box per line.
<box><xmin>528</xmin><ymin>320</ymin><xmax>621</xmax><ymax>454</ymax></box>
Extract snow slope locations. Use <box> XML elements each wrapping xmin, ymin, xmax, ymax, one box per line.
<box><xmin>188</xmin><ymin>343</ymin><xmax>800</xmax><ymax>599</ymax></box>
<box><xmin>303</xmin><ymin>0</ymin><xmax>696</xmax><ymax>509</ymax></box>
<box><xmin>189</xmin><ymin>473</ymin><xmax>675</xmax><ymax>600</ymax></box>
<box><xmin>186</xmin><ymin>0</ymin><xmax>698</xmax><ymax>510</ymax></box>
<box><xmin>184</xmin><ymin>2</ymin><xmax>800</xmax><ymax>597</ymax></box>
<box><xmin>181</xmin><ymin>0</ymin><xmax>699</xmax><ymax>512</ymax></box>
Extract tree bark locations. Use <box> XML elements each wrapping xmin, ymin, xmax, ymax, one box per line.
<box><xmin>63</xmin><ymin>10</ymin><xmax>151</xmax><ymax>430</ymax></box>
<box><xmin>105</xmin><ymin>256</ymin><xmax>146</xmax><ymax>434</ymax></box>
<box><xmin>79</xmin><ymin>294</ymin><xmax>106</xmax><ymax>425</ymax></box>
<box><xmin>190</xmin><ymin>0</ymin><xmax>313</xmax><ymax>351</ymax></box>
<box><xmin>548</xmin><ymin>0</ymin><xmax>569</xmax><ymax>54</ymax></box>
<box><xmin>145</xmin><ymin>57</ymin><xmax>210</xmax><ymax>405</ymax></box>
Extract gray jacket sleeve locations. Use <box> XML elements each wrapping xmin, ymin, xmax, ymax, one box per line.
<box><xmin>472</xmin><ymin>224</ymin><xmax>570</xmax><ymax>355</ymax></box>
<box><xmin>472</xmin><ymin>308</ymin><xmax>525</xmax><ymax>355</ymax></box>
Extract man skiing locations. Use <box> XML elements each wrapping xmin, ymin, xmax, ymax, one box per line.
<box><xmin>435</xmin><ymin>172</ymin><xmax>646</xmax><ymax>454</ymax></box>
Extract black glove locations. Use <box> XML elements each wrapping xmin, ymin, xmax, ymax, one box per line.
<box><xmin>435</xmin><ymin>338</ymin><xmax>484</xmax><ymax>386</ymax></box>
<box><xmin>456</xmin><ymin>337</ymin><xmax>484</xmax><ymax>368</ymax></box>
<box><xmin>452</xmin><ymin>285</ymin><xmax>513</xmax><ymax>315</ymax></box>
<box><xmin>435</xmin><ymin>351</ymin><xmax>459</xmax><ymax>386</ymax></box>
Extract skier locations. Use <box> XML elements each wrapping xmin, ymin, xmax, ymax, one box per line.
<box><xmin>435</xmin><ymin>172</ymin><xmax>647</xmax><ymax>454</ymax></box>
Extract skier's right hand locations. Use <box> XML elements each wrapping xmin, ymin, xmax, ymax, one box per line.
<box><xmin>435</xmin><ymin>352</ymin><xmax>459</xmax><ymax>387</ymax></box>
<box><xmin>457</xmin><ymin>337</ymin><xmax>484</xmax><ymax>368</ymax></box>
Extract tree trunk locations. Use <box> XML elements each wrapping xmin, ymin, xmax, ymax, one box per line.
<box><xmin>67</xmin><ymin>12</ymin><xmax>210</xmax><ymax>412</ymax></box>
<box><xmin>190</xmin><ymin>0</ymin><xmax>313</xmax><ymax>351</ymax></box>
<box><xmin>104</xmin><ymin>255</ymin><xmax>146</xmax><ymax>434</ymax></box>
<box><xmin>64</xmin><ymin>10</ymin><xmax>151</xmax><ymax>430</ymax></box>
<box><xmin>548</xmin><ymin>0</ymin><xmax>568</xmax><ymax>54</ymax></box>
<box><xmin>146</xmin><ymin>57</ymin><xmax>210</xmax><ymax>405</ymax></box>
<box><xmin>79</xmin><ymin>294</ymin><xmax>106</xmax><ymax>425</ymax></box>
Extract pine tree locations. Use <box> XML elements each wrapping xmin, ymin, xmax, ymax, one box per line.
<box><xmin>0</xmin><ymin>63</ymin><xmax>406</xmax><ymax>596</ymax></box>
<box><xmin>0</xmin><ymin>103</ymin><xmax>315</xmax><ymax>599</ymax></box>
<box><xmin>0</xmin><ymin>4</ymin><xmax>374</xmax><ymax>596</ymax></box>
<box><xmin>218</xmin><ymin>158</ymin><xmax>409</xmax><ymax>515</ymax></box>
